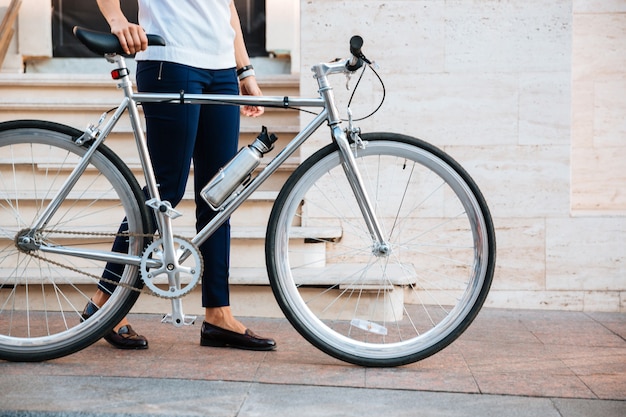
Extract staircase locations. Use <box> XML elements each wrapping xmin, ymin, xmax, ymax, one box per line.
<box><xmin>0</xmin><ymin>72</ymin><xmax>303</xmax><ymax>317</ymax></box>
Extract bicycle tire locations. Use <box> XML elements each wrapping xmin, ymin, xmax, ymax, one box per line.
<box><xmin>266</xmin><ymin>132</ymin><xmax>496</xmax><ymax>367</ymax></box>
<box><xmin>0</xmin><ymin>120</ymin><xmax>151</xmax><ymax>361</ymax></box>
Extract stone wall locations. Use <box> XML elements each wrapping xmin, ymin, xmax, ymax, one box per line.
<box><xmin>299</xmin><ymin>0</ymin><xmax>625</xmax><ymax>312</ymax></box>
<box><xmin>1</xmin><ymin>0</ymin><xmax>624</xmax><ymax>313</ymax></box>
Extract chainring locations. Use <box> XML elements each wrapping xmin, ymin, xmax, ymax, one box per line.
<box><xmin>140</xmin><ymin>236</ymin><xmax>203</xmax><ymax>299</ymax></box>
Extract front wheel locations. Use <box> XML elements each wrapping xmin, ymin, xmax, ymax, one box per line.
<box><xmin>266</xmin><ymin>132</ymin><xmax>496</xmax><ymax>367</ymax></box>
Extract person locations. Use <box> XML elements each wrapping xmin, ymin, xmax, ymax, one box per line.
<box><xmin>81</xmin><ymin>0</ymin><xmax>276</xmax><ymax>351</ymax></box>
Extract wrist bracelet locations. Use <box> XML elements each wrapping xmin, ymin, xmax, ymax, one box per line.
<box><xmin>236</xmin><ymin>64</ymin><xmax>254</xmax><ymax>76</ymax></box>
<box><xmin>238</xmin><ymin>68</ymin><xmax>256</xmax><ymax>81</ymax></box>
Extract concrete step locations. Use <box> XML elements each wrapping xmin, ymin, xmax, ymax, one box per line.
<box><xmin>227</xmin><ymin>264</ymin><xmax>416</xmax><ymax>287</ymax></box>
<box><xmin>0</xmin><ymin>72</ymin><xmax>303</xmax><ymax>193</ymax></box>
<box><xmin>5</xmin><ymin>258</ymin><xmax>414</xmax><ymax>288</ymax></box>
<box><xmin>0</xmin><ymin>107</ymin><xmax>300</xmax><ymax>138</ymax></box>
<box><xmin>0</xmin><ymin>74</ymin><xmax>302</xmax><ymax>153</ymax></box>
<box><xmin>0</xmin><ymin>73</ymin><xmax>301</xmax><ymax>128</ymax></box>
<box><xmin>1</xmin><ymin>224</ymin><xmax>343</xmax><ymax>285</ymax></box>
<box><xmin>0</xmin><ymin>73</ymin><xmax>300</xmax><ymax>100</ymax></box>
<box><xmin>0</xmin><ymin>72</ymin><xmax>313</xmax><ymax>290</ymax></box>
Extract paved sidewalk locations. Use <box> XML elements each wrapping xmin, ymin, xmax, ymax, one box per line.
<box><xmin>1</xmin><ymin>308</ymin><xmax>625</xmax><ymax>416</ymax></box>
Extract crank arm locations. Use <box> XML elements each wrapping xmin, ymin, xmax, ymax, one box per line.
<box><xmin>162</xmin><ymin>298</ymin><xmax>196</xmax><ymax>327</ymax></box>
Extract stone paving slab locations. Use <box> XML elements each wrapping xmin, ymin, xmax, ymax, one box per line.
<box><xmin>1</xmin><ymin>376</ymin><xmax>625</xmax><ymax>417</ymax></box>
<box><xmin>0</xmin><ymin>309</ymin><xmax>624</xmax><ymax>416</ymax></box>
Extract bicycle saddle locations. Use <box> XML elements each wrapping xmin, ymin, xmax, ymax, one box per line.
<box><xmin>73</xmin><ymin>26</ymin><xmax>166</xmax><ymax>56</ymax></box>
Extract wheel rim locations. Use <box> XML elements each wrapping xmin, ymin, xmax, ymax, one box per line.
<box><xmin>270</xmin><ymin>139</ymin><xmax>493</xmax><ymax>362</ymax></box>
<box><xmin>0</xmin><ymin>127</ymin><xmax>145</xmax><ymax>357</ymax></box>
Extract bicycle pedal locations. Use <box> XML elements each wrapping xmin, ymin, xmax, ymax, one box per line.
<box><xmin>146</xmin><ymin>198</ymin><xmax>183</xmax><ymax>219</ymax></box>
<box><xmin>161</xmin><ymin>313</ymin><xmax>197</xmax><ymax>326</ymax></box>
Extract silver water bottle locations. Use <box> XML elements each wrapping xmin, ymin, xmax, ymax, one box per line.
<box><xmin>201</xmin><ymin>126</ymin><xmax>278</xmax><ymax>209</ymax></box>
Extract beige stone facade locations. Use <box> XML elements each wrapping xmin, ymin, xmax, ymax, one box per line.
<box><xmin>299</xmin><ymin>0</ymin><xmax>625</xmax><ymax>312</ymax></box>
<box><xmin>1</xmin><ymin>0</ymin><xmax>624</xmax><ymax>312</ymax></box>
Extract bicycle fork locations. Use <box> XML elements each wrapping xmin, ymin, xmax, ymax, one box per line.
<box><xmin>332</xmin><ymin>125</ymin><xmax>390</xmax><ymax>257</ymax></box>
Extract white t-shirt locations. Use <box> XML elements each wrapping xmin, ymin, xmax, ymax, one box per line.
<box><xmin>135</xmin><ymin>0</ymin><xmax>236</xmax><ymax>70</ymax></box>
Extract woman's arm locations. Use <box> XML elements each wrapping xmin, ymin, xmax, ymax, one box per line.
<box><xmin>230</xmin><ymin>1</ymin><xmax>264</xmax><ymax>117</ymax></box>
<box><xmin>96</xmin><ymin>0</ymin><xmax>147</xmax><ymax>54</ymax></box>
<box><xmin>230</xmin><ymin>1</ymin><xmax>252</xmax><ymax>71</ymax></box>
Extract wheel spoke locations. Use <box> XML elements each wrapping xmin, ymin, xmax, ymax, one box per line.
<box><xmin>267</xmin><ymin>134</ymin><xmax>495</xmax><ymax>366</ymax></box>
<box><xmin>0</xmin><ymin>123</ymin><xmax>149</xmax><ymax>361</ymax></box>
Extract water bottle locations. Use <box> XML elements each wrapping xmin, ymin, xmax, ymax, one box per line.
<box><xmin>201</xmin><ymin>126</ymin><xmax>278</xmax><ymax>209</ymax></box>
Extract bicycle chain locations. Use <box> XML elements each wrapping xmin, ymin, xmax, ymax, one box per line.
<box><xmin>27</xmin><ymin>229</ymin><xmax>191</xmax><ymax>297</ymax></box>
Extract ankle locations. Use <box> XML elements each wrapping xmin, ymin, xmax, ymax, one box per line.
<box><xmin>91</xmin><ymin>290</ymin><xmax>110</xmax><ymax>308</ymax></box>
<box><xmin>204</xmin><ymin>307</ymin><xmax>246</xmax><ymax>334</ymax></box>
<box><xmin>204</xmin><ymin>307</ymin><xmax>228</xmax><ymax>326</ymax></box>
<box><xmin>114</xmin><ymin>318</ymin><xmax>130</xmax><ymax>333</ymax></box>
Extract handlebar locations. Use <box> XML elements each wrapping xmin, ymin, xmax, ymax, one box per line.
<box><xmin>311</xmin><ymin>35</ymin><xmax>372</xmax><ymax>80</ymax></box>
<box><xmin>346</xmin><ymin>35</ymin><xmax>372</xmax><ymax>71</ymax></box>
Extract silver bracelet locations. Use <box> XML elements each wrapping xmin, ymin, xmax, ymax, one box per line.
<box><xmin>238</xmin><ymin>68</ymin><xmax>256</xmax><ymax>81</ymax></box>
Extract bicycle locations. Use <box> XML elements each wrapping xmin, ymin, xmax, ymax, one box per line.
<box><xmin>0</xmin><ymin>27</ymin><xmax>495</xmax><ymax>367</ymax></box>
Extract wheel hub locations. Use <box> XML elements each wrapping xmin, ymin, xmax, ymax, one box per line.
<box><xmin>14</xmin><ymin>228</ymin><xmax>40</xmax><ymax>252</ymax></box>
<box><xmin>372</xmin><ymin>241</ymin><xmax>392</xmax><ymax>257</ymax></box>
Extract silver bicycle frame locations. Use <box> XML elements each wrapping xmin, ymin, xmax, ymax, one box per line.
<box><xmin>34</xmin><ymin>53</ymin><xmax>387</xmax><ymax>285</ymax></box>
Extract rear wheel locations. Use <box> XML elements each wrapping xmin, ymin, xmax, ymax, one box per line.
<box><xmin>0</xmin><ymin>120</ymin><xmax>151</xmax><ymax>361</ymax></box>
<box><xmin>266</xmin><ymin>132</ymin><xmax>496</xmax><ymax>366</ymax></box>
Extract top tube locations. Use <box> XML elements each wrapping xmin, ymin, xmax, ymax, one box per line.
<box><xmin>131</xmin><ymin>92</ymin><xmax>325</xmax><ymax>109</ymax></box>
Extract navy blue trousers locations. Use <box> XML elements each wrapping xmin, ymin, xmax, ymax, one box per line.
<box><xmin>100</xmin><ymin>61</ymin><xmax>240</xmax><ymax>308</ymax></box>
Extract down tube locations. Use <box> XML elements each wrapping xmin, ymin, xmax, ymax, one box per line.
<box><xmin>191</xmin><ymin>110</ymin><xmax>329</xmax><ymax>248</ymax></box>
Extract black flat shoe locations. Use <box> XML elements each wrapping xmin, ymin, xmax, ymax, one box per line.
<box><xmin>200</xmin><ymin>321</ymin><xmax>276</xmax><ymax>351</ymax></box>
<box><xmin>103</xmin><ymin>324</ymin><xmax>149</xmax><ymax>350</ymax></box>
<box><xmin>81</xmin><ymin>301</ymin><xmax>149</xmax><ymax>350</ymax></box>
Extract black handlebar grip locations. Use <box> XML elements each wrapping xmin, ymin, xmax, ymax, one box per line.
<box><xmin>347</xmin><ymin>35</ymin><xmax>370</xmax><ymax>71</ymax></box>
<box><xmin>350</xmin><ymin>36</ymin><xmax>364</xmax><ymax>58</ymax></box>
